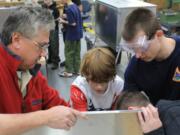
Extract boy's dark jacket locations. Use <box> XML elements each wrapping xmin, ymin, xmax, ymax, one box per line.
<box><xmin>158</xmin><ymin>100</ymin><xmax>180</xmax><ymax>135</ymax></box>
<box><xmin>146</xmin><ymin>100</ymin><xmax>180</xmax><ymax>135</ymax></box>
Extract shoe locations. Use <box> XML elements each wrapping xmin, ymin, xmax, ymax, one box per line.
<box><xmin>73</xmin><ymin>72</ymin><xmax>80</xmax><ymax>76</ymax></box>
<box><xmin>60</xmin><ymin>61</ymin><xmax>65</xmax><ymax>67</ymax></box>
<box><xmin>59</xmin><ymin>72</ymin><xmax>73</xmax><ymax>77</ymax></box>
<box><xmin>51</xmin><ymin>64</ymin><xmax>58</xmax><ymax>70</ymax></box>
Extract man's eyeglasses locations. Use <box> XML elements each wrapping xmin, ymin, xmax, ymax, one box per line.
<box><xmin>120</xmin><ymin>35</ymin><xmax>151</xmax><ymax>54</ymax></box>
<box><xmin>32</xmin><ymin>40</ymin><xmax>49</xmax><ymax>51</ymax></box>
<box><xmin>22</xmin><ymin>35</ymin><xmax>49</xmax><ymax>51</ymax></box>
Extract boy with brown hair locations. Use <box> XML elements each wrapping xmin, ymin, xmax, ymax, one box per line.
<box><xmin>116</xmin><ymin>91</ymin><xmax>150</xmax><ymax>110</ymax></box>
<box><xmin>116</xmin><ymin>91</ymin><xmax>163</xmax><ymax>135</ymax></box>
<box><xmin>70</xmin><ymin>47</ymin><xmax>124</xmax><ymax>111</ymax></box>
<box><xmin>116</xmin><ymin>91</ymin><xmax>180</xmax><ymax>135</ymax></box>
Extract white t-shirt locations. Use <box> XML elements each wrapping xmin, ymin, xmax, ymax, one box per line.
<box><xmin>72</xmin><ymin>75</ymin><xmax>124</xmax><ymax>110</ymax></box>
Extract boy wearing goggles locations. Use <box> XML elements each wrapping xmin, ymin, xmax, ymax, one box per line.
<box><xmin>122</xmin><ymin>8</ymin><xmax>180</xmax><ymax>105</ymax></box>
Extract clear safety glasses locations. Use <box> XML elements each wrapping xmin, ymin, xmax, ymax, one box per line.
<box><xmin>120</xmin><ymin>35</ymin><xmax>151</xmax><ymax>54</ymax></box>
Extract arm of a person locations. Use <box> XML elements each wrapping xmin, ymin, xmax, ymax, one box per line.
<box><xmin>123</xmin><ymin>58</ymin><xmax>139</xmax><ymax>91</ymax></box>
<box><xmin>144</xmin><ymin>127</ymin><xmax>165</xmax><ymax>135</ymax></box>
<box><xmin>54</xmin><ymin>7</ymin><xmax>60</xmax><ymax>19</ymax></box>
<box><xmin>59</xmin><ymin>17</ymin><xmax>76</xmax><ymax>26</ymax></box>
<box><xmin>78</xmin><ymin>4</ymin><xmax>82</xmax><ymax>12</ymax></box>
<box><xmin>111</xmin><ymin>95</ymin><xmax>120</xmax><ymax>110</ymax></box>
<box><xmin>157</xmin><ymin>99</ymin><xmax>180</xmax><ymax>135</ymax></box>
<box><xmin>59</xmin><ymin>17</ymin><xmax>69</xmax><ymax>24</ymax></box>
<box><xmin>111</xmin><ymin>75</ymin><xmax>124</xmax><ymax>109</ymax></box>
<box><xmin>169</xmin><ymin>66</ymin><xmax>180</xmax><ymax>100</ymax></box>
<box><xmin>61</xmin><ymin>13</ymin><xmax>67</xmax><ymax>19</ymax></box>
<box><xmin>66</xmin><ymin>9</ymin><xmax>76</xmax><ymax>26</ymax></box>
<box><xmin>0</xmin><ymin>110</ymin><xmax>47</xmax><ymax>135</ymax></box>
<box><xmin>0</xmin><ymin>106</ymin><xmax>85</xmax><ymax>135</ymax></box>
<box><xmin>70</xmin><ymin>85</ymin><xmax>87</xmax><ymax>111</ymax></box>
<box><xmin>37</xmin><ymin>72</ymin><xmax>69</xmax><ymax>108</ymax></box>
<box><xmin>138</xmin><ymin>104</ymin><xmax>164</xmax><ymax>135</ymax></box>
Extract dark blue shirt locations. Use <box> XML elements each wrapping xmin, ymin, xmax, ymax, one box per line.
<box><xmin>124</xmin><ymin>36</ymin><xmax>180</xmax><ymax>105</ymax></box>
<box><xmin>65</xmin><ymin>4</ymin><xmax>83</xmax><ymax>41</ymax></box>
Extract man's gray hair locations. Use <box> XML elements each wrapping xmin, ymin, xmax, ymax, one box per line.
<box><xmin>1</xmin><ymin>6</ymin><xmax>55</xmax><ymax>46</ymax></box>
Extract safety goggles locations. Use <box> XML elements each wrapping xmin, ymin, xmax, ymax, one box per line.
<box><xmin>120</xmin><ymin>35</ymin><xmax>151</xmax><ymax>54</ymax></box>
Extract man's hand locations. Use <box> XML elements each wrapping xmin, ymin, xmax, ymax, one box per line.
<box><xmin>45</xmin><ymin>106</ymin><xmax>86</xmax><ymax>130</ymax></box>
<box><xmin>138</xmin><ymin>104</ymin><xmax>162</xmax><ymax>133</ymax></box>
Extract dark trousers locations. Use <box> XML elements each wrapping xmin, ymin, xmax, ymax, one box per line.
<box><xmin>48</xmin><ymin>29</ymin><xmax>60</xmax><ymax>65</ymax></box>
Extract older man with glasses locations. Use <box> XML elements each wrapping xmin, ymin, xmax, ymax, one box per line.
<box><xmin>0</xmin><ymin>6</ymin><xmax>85</xmax><ymax>135</ymax></box>
<box><xmin>121</xmin><ymin>8</ymin><xmax>180</xmax><ymax>105</ymax></box>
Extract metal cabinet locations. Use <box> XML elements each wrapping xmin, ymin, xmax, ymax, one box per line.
<box><xmin>94</xmin><ymin>0</ymin><xmax>156</xmax><ymax>51</ymax></box>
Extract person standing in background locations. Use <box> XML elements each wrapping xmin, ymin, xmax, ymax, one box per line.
<box><xmin>72</xmin><ymin>0</ymin><xmax>82</xmax><ymax>11</ymax></box>
<box><xmin>59</xmin><ymin>0</ymin><xmax>83</xmax><ymax>77</ymax></box>
<box><xmin>42</xmin><ymin>0</ymin><xmax>61</xmax><ymax>70</ymax></box>
<box><xmin>60</xmin><ymin>0</ymin><xmax>82</xmax><ymax>68</ymax></box>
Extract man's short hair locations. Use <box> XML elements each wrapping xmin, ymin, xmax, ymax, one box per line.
<box><xmin>1</xmin><ymin>6</ymin><xmax>54</xmax><ymax>46</ymax></box>
<box><xmin>122</xmin><ymin>8</ymin><xmax>161</xmax><ymax>41</ymax></box>
<box><xmin>80</xmin><ymin>47</ymin><xmax>116</xmax><ymax>83</ymax></box>
<box><xmin>116</xmin><ymin>91</ymin><xmax>150</xmax><ymax>110</ymax></box>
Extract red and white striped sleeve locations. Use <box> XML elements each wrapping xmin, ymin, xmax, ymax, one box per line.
<box><xmin>70</xmin><ymin>85</ymin><xmax>87</xmax><ymax>111</ymax></box>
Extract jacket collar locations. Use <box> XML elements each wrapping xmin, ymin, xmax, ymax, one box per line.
<box><xmin>0</xmin><ymin>43</ymin><xmax>41</xmax><ymax>76</ymax></box>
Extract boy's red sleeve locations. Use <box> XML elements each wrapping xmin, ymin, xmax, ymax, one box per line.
<box><xmin>70</xmin><ymin>85</ymin><xmax>87</xmax><ymax>111</ymax></box>
<box><xmin>111</xmin><ymin>95</ymin><xmax>120</xmax><ymax>110</ymax></box>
